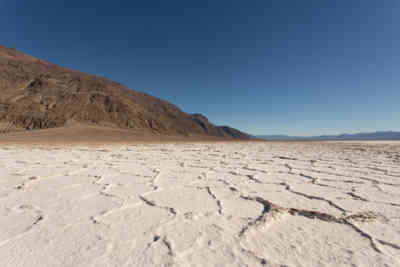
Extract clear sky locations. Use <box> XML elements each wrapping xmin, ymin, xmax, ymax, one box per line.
<box><xmin>1</xmin><ymin>0</ymin><xmax>399</xmax><ymax>135</ymax></box>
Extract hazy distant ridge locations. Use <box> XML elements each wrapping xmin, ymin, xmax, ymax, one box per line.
<box><xmin>257</xmin><ymin>131</ymin><xmax>400</xmax><ymax>141</ymax></box>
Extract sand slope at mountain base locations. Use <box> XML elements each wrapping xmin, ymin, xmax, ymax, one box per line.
<box><xmin>0</xmin><ymin>125</ymin><xmax>243</xmax><ymax>145</ymax></box>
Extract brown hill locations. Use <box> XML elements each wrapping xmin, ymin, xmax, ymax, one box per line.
<box><xmin>0</xmin><ymin>45</ymin><xmax>250</xmax><ymax>140</ymax></box>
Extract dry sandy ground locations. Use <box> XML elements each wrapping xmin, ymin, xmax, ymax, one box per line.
<box><xmin>0</xmin><ymin>141</ymin><xmax>400</xmax><ymax>266</ymax></box>
<box><xmin>0</xmin><ymin>125</ymin><xmax>232</xmax><ymax>145</ymax></box>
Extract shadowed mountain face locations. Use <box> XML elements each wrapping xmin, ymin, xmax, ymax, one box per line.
<box><xmin>0</xmin><ymin>45</ymin><xmax>250</xmax><ymax>139</ymax></box>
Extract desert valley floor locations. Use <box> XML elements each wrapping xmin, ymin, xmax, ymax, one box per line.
<box><xmin>0</xmin><ymin>141</ymin><xmax>400</xmax><ymax>266</ymax></box>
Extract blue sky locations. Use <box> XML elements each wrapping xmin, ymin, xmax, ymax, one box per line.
<box><xmin>1</xmin><ymin>0</ymin><xmax>399</xmax><ymax>135</ymax></box>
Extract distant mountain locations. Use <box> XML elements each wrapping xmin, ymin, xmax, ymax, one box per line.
<box><xmin>255</xmin><ymin>135</ymin><xmax>301</xmax><ymax>140</ymax></box>
<box><xmin>257</xmin><ymin>131</ymin><xmax>400</xmax><ymax>141</ymax></box>
<box><xmin>0</xmin><ymin>45</ymin><xmax>250</xmax><ymax>139</ymax></box>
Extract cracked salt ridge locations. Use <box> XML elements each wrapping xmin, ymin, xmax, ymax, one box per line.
<box><xmin>279</xmin><ymin>182</ymin><xmax>347</xmax><ymax>214</ymax></box>
<box><xmin>237</xmin><ymin>193</ymin><xmax>385</xmax><ymax>254</ymax></box>
<box><xmin>0</xmin><ymin>204</ymin><xmax>45</xmax><ymax>248</ymax></box>
<box><xmin>295</xmin><ymin>166</ymin><xmax>400</xmax><ymax>187</ymax></box>
<box><xmin>197</xmin><ymin>186</ymin><xmax>223</xmax><ymax>215</ymax></box>
<box><xmin>1</xmin><ymin>142</ymin><xmax>400</xmax><ymax>266</ymax></box>
<box><xmin>139</xmin><ymin>195</ymin><xmax>178</xmax><ymax>215</ymax></box>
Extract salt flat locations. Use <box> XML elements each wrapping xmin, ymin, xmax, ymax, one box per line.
<box><xmin>0</xmin><ymin>142</ymin><xmax>399</xmax><ymax>267</ymax></box>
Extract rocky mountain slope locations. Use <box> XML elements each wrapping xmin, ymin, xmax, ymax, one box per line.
<box><xmin>0</xmin><ymin>45</ymin><xmax>249</xmax><ymax>139</ymax></box>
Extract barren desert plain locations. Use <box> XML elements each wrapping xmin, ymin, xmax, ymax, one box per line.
<box><xmin>1</xmin><ymin>141</ymin><xmax>400</xmax><ymax>266</ymax></box>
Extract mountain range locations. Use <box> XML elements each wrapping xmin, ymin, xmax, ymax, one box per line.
<box><xmin>0</xmin><ymin>45</ymin><xmax>250</xmax><ymax>140</ymax></box>
<box><xmin>257</xmin><ymin>131</ymin><xmax>400</xmax><ymax>141</ymax></box>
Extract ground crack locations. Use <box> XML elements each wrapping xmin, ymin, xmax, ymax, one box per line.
<box><xmin>139</xmin><ymin>195</ymin><xmax>178</xmax><ymax>215</ymax></box>
<box><xmin>377</xmin><ymin>239</ymin><xmax>400</xmax><ymax>250</ymax></box>
<box><xmin>280</xmin><ymin>182</ymin><xmax>346</xmax><ymax>214</ymax></box>
<box><xmin>246</xmin><ymin>174</ymin><xmax>263</xmax><ymax>184</ymax></box>
<box><xmin>162</xmin><ymin>236</ymin><xmax>175</xmax><ymax>256</ymax></box>
<box><xmin>243</xmin><ymin>166</ymin><xmax>268</xmax><ymax>174</ymax></box>
<box><xmin>238</xmin><ymin>195</ymin><xmax>284</xmax><ymax>237</ymax></box>
<box><xmin>0</xmin><ymin>205</ymin><xmax>45</xmax><ymax>248</ymax></box>
<box><xmin>13</xmin><ymin>176</ymin><xmax>38</xmax><ymax>190</ymax></box>
<box><xmin>238</xmin><ymin>195</ymin><xmax>383</xmax><ymax>254</ymax></box>
<box><xmin>275</xmin><ymin>156</ymin><xmax>298</xmax><ymax>161</ymax></box>
<box><xmin>347</xmin><ymin>192</ymin><xmax>369</xmax><ymax>202</ymax></box>
<box><xmin>201</xmin><ymin>186</ymin><xmax>223</xmax><ymax>215</ymax></box>
<box><xmin>240</xmin><ymin>247</ymin><xmax>269</xmax><ymax>266</ymax></box>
